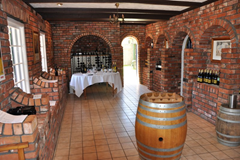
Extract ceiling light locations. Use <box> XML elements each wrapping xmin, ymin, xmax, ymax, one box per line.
<box><xmin>109</xmin><ymin>3</ymin><xmax>124</xmax><ymax>24</ymax></box>
<box><xmin>57</xmin><ymin>3</ymin><xmax>62</xmax><ymax>6</ymax></box>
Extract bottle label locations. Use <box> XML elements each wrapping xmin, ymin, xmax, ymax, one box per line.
<box><xmin>213</xmin><ymin>80</ymin><xmax>217</xmax><ymax>84</ymax></box>
<box><xmin>199</xmin><ymin>78</ymin><xmax>202</xmax><ymax>82</ymax></box>
<box><xmin>208</xmin><ymin>79</ymin><xmax>211</xmax><ymax>84</ymax></box>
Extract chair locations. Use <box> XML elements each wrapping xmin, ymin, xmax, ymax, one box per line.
<box><xmin>0</xmin><ymin>142</ymin><xmax>29</xmax><ymax>160</ymax></box>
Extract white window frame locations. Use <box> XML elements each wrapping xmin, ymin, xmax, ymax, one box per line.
<box><xmin>7</xmin><ymin>17</ymin><xmax>30</xmax><ymax>93</ymax></box>
<box><xmin>40</xmin><ymin>32</ymin><xmax>47</xmax><ymax>72</ymax></box>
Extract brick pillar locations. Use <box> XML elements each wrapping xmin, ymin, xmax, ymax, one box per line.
<box><xmin>147</xmin><ymin>48</ymin><xmax>153</xmax><ymax>90</ymax></box>
<box><xmin>160</xmin><ymin>49</ymin><xmax>181</xmax><ymax>93</ymax></box>
<box><xmin>139</xmin><ymin>47</ymin><xmax>147</xmax><ymax>84</ymax></box>
<box><xmin>183</xmin><ymin>49</ymin><xmax>204</xmax><ymax>111</ymax></box>
<box><xmin>217</xmin><ymin>48</ymin><xmax>240</xmax><ymax>110</ymax></box>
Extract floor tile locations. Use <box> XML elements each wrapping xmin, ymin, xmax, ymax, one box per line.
<box><xmin>97</xmin><ymin>151</ymin><xmax>112</xmax><ymax>159</ymax></box>
<box><xmin>111</xmin><ymin>149</ymin><xmax>126</xmax><ymax>158</ymax></box>
<box><xmin>211</xmin><ymin>151</ymin><xmax>230</xmax><ymax>160</ymax></box>
<box><xmin>53</xmin><ymin>81</ymin><xmax>240</xmax><ymax>160</ymax></box>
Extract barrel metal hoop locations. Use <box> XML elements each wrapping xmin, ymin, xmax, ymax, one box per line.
<box><xmin>136</xmin><ymin>117</ymin><xmax>187</xmax><ymax>129</ymax></box>
<box><xmin>220</xmin><ymin>106</ymin><xmax>240</xmax><ymax>114</ymax></box>
<box><xmin>139</xmin><ymin>98</ymin><xmax>185</xmax><ymax>109</ymax></box>
<box><xmin>137</xmin><ymin>140</ymin><xmax>184</xmax><ymax>152</ymax></box>
<box><xmin>138</xmin><ymin>147</ymin><xmax>182</xmax><ymax>158</ymax></box>
<box><xmin>219</xmin><ymin>110</ymin><xmax>240</xmax><ymax>116</ymax></box>
<box><xmin>217</xmin><ymin>137</ymin><xmax>240</xmax><ymax>147</ymax></box>
<box><xmin>217</xmin><ymin>116</ymin><xmax>240</xmax><ymax>123</ymax></box>
<box><xmin>216</xmin><ymin>130</ymin><xmax>240</xmax><ymax>138</ymax></box>
<box><xmin>139</xmin><ymin>153</ymin><xmax>151</xmax><ymax>160</ymax></box>
<box><xmin>139</xmin><ymin>104</ymin><xmax>186</xmax><ymax>113</ymax></box>
<box><xmin>137</xmin><ymin>111</ymin><xmax>186</xmax><ymax>121</ymax></box>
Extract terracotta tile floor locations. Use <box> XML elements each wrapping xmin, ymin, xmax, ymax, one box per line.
<box><xmin>53</xmin><ymin>82</ymin><xmax>240</xmax><ymax>160</ymax></box>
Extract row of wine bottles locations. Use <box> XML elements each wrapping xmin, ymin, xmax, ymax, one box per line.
<box><xmin>197</xmin><ymin>69</ymin><xmax>220</xmax><ymax>85</ymax></box>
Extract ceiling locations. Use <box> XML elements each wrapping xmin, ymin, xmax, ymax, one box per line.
<box><xmin>22</xmin><ymin>0</ymin><xmax>217</xmax><ymax>25</ymax></box>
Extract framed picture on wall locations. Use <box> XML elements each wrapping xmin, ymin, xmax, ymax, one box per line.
<box><xmin>33</xmin><ymin>31</ymin><xmax>40</xmax><ymax>63</ymax></box>
<box><xmin>0</xmin><ymin>41</ymin><xmax>5</xmax><ymax>81</ymax></box>
<box><xmin>211</xmin><ymin>38</ymin><xmax>231</xmax><ymax>62</ymax></box>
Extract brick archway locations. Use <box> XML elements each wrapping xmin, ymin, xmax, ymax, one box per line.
<box><xmin>156</xmin><ymin>31</ymin><xmax>170</xmax><ymax>48</ymax></box>
<box><xmin>199</xmin><ymin>18</ymin><xmax>239</xmax><ymax>45</ymax></box>
<box><xmin>120</xmin><ymin>34</ymin><xmax>140</xmax><ymax>83</ymax></box>
<box><xmin>67</xmin><ymin>32</ymin><xmax>115</xmax><ymax>56</ymax></box>
<box><xmin>172</xmin><ymin>26</ymin><xmax>195</xmax><ymax>48</ymax></box>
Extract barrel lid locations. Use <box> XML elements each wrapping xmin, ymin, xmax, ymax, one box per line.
<box><xmin>139</xmin><ymin>92</ymin><xmax>185</xmax><ymax>108</ymax></box>
<box><xmin>221</xmin><ymin>104</ymin><xmax>240</xmax><ymax>113</ymax></box>
<box><xmin>140</xmin><ymin>92</ymin><xmax>184</xmax><ymax>103</ymax></box>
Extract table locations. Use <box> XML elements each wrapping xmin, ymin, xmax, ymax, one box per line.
<box><xmin>70</xmin><ymin>72</ymin><xmax>122</xmax><ymax>97</ymax></box>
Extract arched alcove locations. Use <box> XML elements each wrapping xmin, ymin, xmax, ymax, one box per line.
<box><xmin>70</xmin><ymin>35</ymin><xmax>112</xmax><ymax>74</ymax></box>
<box><xmin>156</xmin><ymin>34</ymin><xmax>167</xmax><ymax>49</ymax></box>
<box><xmin>71</xmin><ymin>35</ymin><xmax>110</xmax><ymax>54</ymax></box>
<box><xmin>199</xmin><ymin>25</ymin><xmax>230</xmax><ymax>70</ymax></box>
<box><xmin>145</xmin><ymin>36</ymin><xmax>153</xmax><ymax>48</ymax></box>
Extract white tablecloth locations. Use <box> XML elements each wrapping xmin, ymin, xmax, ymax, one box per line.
<box><xmin>70</xmin><ymin>72</ymin><xmax>122</xmax><ymax>97</ymax></box>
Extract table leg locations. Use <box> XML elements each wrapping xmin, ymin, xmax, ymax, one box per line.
<box><xmin>112</xmin><ymin>83</ymin><xmax>114</xmax><ymax>97</ymax></box>
<box><xmin>84</xmin><ymin>89</ymin><xmax>87</xmax><ymax>99</ymax></box>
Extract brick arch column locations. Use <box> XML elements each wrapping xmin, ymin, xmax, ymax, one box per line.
<box><xmin>67</xmin><ymin>32</ymin><xmax>115</xmax><ymax>56</ymax></box>
<box><xmin>171</xmin><ymin>29</ymin><xmax>197</xmax><ymax>110</ymax></box>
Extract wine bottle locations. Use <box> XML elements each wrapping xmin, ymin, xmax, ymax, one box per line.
<box><xmin>208</xmin><ymin>70</ymin><xmax>212</xmax><ymax>84</ymax></box>
<box><xmin>203</xmin><ymin>69</ymin><xmax>206</xmax><ymax>83</ymax></box>
<box><xmin>55</xmin><ymin>66</ymin><xmax>58</xmax><ymax>76</ymax></box>
<box><xmin>187</xmin><ymin>38</ymin><xmax>192</xmax><ymax>48</ymax></box>
<box><xmin>217</xmin><ymin>71</ymin><xmax>220</xmax><ymax>85</ymax></box>
<box><xmin>212</xmin><ymin>71</ymin><xmax>217</xmax><ymax>85</ymax></box>
<box><xmin>199</xmin><ymin>70</ymin><xmax>203</xmax><ymax>83</ymax></box>
<box><xmin>204</xmin><ymin>70</ymin><xmax>208</xmax><ymax>83</ymax></box>
<box><xmin>197</xmin><ymin>69</ymin><xmax>200</xmax><ymax>82</ymax></box>
<box><xmin>112</xmin><ymin>62</ymin><xmax>117</xmax><ymax>72</ymax></box>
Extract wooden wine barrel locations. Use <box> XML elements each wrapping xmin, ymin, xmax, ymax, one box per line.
<box><xmin>216</xmin><ymin>104</ymin><xmax>240</xmax><ymax>147</ymax></box>
<box><xmin>135</xmin><ymin>92</ymin><xmax>187</xmax><ymax>160</ymax></box>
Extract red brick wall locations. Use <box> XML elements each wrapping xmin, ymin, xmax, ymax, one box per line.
<box><xmin>0</xmin><ymin>0</ymin><xmax>54</xmax><ymax>96</ymax></box>
<box><xmin>145</xmin><ymin>0</ymin><xmax>240</xmax><ymax>123</ymax></box>
<box><xmin>51</xmin><ymin>22</ymin><xmax>122</xmax><ymax>76</ymax></box>
<box><xmin>192</xmin><ymin>82</ymin><xmax>219</xmax><ymax>124</ymax></box>
<box><xmin>0</xmin><ymin>0</ymin><xmax>57</xmax><ymax>160</ymax></box>
<box><xmin>71</xmin><ymin>35</ymin><xmax>110</xmax><ymax>54</ymax></box>
<box><xmin>45</xmin><ymin>21</ymin><xmax>55</xmax><ymax>69</ymax></box>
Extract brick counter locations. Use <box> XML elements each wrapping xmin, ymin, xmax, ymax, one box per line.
<box><xmin>192</xmin><ymin>82</ymin><xmax>219</xmax><ymax>124</ymax></box>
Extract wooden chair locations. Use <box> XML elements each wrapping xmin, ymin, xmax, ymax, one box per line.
<box><xmin>0</xmin><ymin>142</ymin><xmax>29</xmax><ymax>160</ymax></box>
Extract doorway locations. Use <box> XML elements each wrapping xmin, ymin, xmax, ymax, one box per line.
<box><xmin>121</xmin><ymin>36</ymin><xmax>138</xmax><ymax>85</ymax></box>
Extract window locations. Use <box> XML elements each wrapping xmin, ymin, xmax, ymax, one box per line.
<box><xmin>40</xmin><ymin>32</ymin><xmax>47</xmax><ymax>72</ymax></box>
<box><xmin>7</xmin><ymin>17</ymin><xmax>30</xmax><ymax>93</ymax></box>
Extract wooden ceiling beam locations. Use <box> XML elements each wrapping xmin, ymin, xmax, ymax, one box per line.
<box><xmin>35</xmin><ymin>8</ymin><xmax>180</xmax><ymax>16</ymax></box>
<box><xmin>41</xmin><ymin>13</ymin><xmax>171</xmax><ymax>20</ymax></box>
<box><xmin>49</xmin><ymin>18</ymin><xmax>158</xmax><ymax>24</ymax></box>
<box><xmin>23</xmin><ymin>0</ymin><xmax>201</xmax><ymax>7</ymax></box>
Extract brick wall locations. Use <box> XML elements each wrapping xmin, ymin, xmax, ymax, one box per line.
<box><xmin>0</xmin><ymin>0</ymin><xmax>62</xmax><ymax>160</ymax></box>
<box><xmin>71</xmin><ymin>35</ymin><xmax>111</xmax><ymax>54</ymax></box>
<box><xmin>192</xmin><ymin>82</ymin><xmax>219</xmax><ymax>124</ymax></box>
<box><xmin>144</xmin><ymin>0</ymin><xmax>240</xmax><ymax>123</ymax></box>
<box><xmin>51</xmin><ymin>22</ymin><xmax>122</xmax><ymax>78</ymax></box>
<box><xmin>0</xmin><ymin>0</ymin><xmax>54</xmax><ymax>110</ymax></box>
